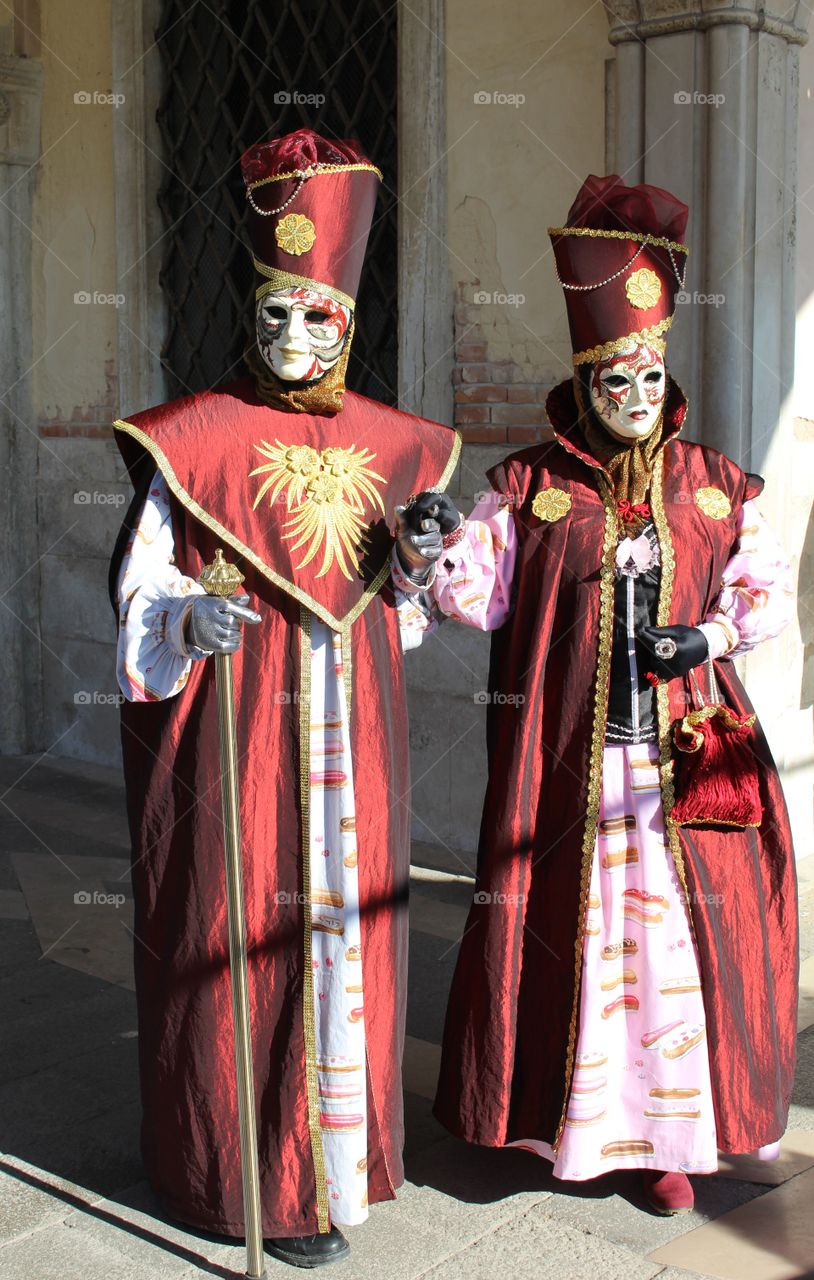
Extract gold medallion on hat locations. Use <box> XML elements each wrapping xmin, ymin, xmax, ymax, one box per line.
<box><xmin>275</xmin><ymin>212</ymin><xmax>316</xmax><ymax>256</ymax></box>
<box><xmin>625</xmin><ymin>267</ymin><xmax>662</xmax><ymax>310</ymax></box>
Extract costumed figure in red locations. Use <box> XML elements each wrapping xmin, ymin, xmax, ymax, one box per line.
<box><xmin>109</xmin><ymin>128</ymin><xmax>458</xmax><ymax>1266</ymax></box>
<box><xmin>393</xmin><ymin>175</ymin><xmax>799</xmax><ymax>1216</ymax></box>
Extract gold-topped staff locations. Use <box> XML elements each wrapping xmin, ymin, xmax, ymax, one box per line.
<box><xmin>198</xmin><ymin>548</ymin><xmax>267</xmax><ymax>1280</ymax></box>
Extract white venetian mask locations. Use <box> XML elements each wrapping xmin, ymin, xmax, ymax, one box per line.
<box><xmin>589</xmin><ymin>342</ymin><xmax>666</xmax><ymax>440</ymax></box>
<box><xmin>256</xmin><ymin>285</ymin><xmax>352</xmax><ymax>383</ymax></box>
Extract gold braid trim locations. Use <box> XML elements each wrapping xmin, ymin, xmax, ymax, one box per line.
<box><xmin>572</xmin><ymin>316</ymin><xmax>673</xmax><ymax>366</ymax></box>
<box><xmin>112</xmin><ymin>419</ymin><xmax>462</xmax><ymax>632</ymax></box>
<box><xmin>253</xmin><ymin>258</ymin><xmax>357</xmax><ymax>311</ymax></box>
<box><xmin>649</xmin><ymin>452</ymin><xmax>696</xmax><ymax>927</ymax></box>
<box><xmin>247</xmin><ymin>161</ymin><xmax>383</xmax><ymax>190</ymax></box>
<box><xmin>298</xmin><ymin>607</ymin><xmax>331</xmax><ymax>1231</ymax></box>
<box><xmin>547</xmin><ymin>225</ymin><xmax>689</xmax><ymax>256</ymax></box>
<box><xmin>340</xmin><ymin>619</ymin><xmax>353</xmax><ymax>720</ymax></box>
<box><xmin>551</xmin><ymin>468</ymin><xmax>618</xmax><ymax>1153</ymax></box>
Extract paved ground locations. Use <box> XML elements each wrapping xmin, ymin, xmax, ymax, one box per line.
<box><xmin>1</xmin><ymin>752</ymin><xmax>813</xmax><ymax>1280</ymax></box>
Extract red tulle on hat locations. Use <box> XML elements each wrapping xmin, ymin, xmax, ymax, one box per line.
<box><xmin>565</xmin><ymin>174</ymin><xmax>688</xmax><ymax>243</ymax></box>
<box><xmin>240</xmin><ymin>129</ymin><xmax>375</xmax><ymax>187</ymax></box>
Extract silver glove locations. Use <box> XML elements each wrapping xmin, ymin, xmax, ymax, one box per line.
<box><xmin>186</xmin><ymin>593</ymin><xmax>261</xmax><ymax>654</ymax></box>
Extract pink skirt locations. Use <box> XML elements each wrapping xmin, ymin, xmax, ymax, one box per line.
<box><xmin>509</xmin><ymin>742</ymin><xmax>719</xmax><ymax>1179</ymax></box>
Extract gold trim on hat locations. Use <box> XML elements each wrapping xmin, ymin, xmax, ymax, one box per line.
<box><xmin>246</xmin><ymin>161</ymin><xmax>383</xmax><ymax>192</ymax></box>
<box><xmin>572</xmin><ymin>315</ymin><xmax>673</xmax><ymax>366</ymax></box>
<box><xmin>548</xmin><ymin>225</ymin><xmax>689</xmax><ymax>256</ymax></box>
<box><xmin>253</xmin><ymin>259</ymin><xmax>357</xmax><ymax>311</ymax></box>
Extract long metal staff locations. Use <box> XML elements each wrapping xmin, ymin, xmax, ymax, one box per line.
<box><xmin>199</xmin><ymin>549</ymin><xmax>267</xmax><ymax>1280</ymax></box>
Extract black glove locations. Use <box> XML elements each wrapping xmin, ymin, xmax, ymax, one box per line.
<box><xmin>186</xmin><ymin>594</ymin><xmax>261</xmax><ymax>654</ymax></box>
<box><xmin>637</xmin><ymin>623</ymin><xmax>709</xmax><ymax>681</ymax></box>
<box><xmin>394</xmin><ymin>491</ymin><xmax>462</xmax><ymax>583</ymax></box>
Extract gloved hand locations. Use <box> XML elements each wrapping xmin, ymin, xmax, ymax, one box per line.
<box><xmin>394</xmin><ymin>491</ymin><xmax>462</xmax><ymax>583</ymax></box>
<box><xmin>637</xmin><ymin>623</ymin><xmax>709</xmax><ymax>681</ymax></box>
<box><xmin>186</xmin><ymin>594</ymin><xmax>261</xmax><ymax>654</ymax></box>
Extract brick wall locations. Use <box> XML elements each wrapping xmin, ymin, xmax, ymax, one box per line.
<box><xmin>453</xmin><ymin>284</ymin><xmax>558</xmax><ymax>444</ymax></box>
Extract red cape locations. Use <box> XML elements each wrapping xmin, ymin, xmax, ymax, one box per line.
<box><xmin>111</xmin><ymin>379</ymin><xmax>459</xmax><ymax>1236</ymax></box>
<box><xmin>433</xmin><ymin>378</ymin><xmax>798</xmax><ymax>1155</ymax></box>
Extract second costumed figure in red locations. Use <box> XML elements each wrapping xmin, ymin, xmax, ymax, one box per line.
<box><xmin>394</xmin><ymin>175</ymin><xmax>799</xmax><ymax>1215</ymax></box>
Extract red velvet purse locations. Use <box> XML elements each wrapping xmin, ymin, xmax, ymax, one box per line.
<box><xmin>670</xmin><ymin>659</ymin><xmax>762</xmax><ymax>829</ymax></box>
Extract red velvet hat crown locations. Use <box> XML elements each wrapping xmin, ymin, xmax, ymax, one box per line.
<box><xmin>240</xmin><ymin>128</ymin><xmax>382</xmax><ymax>308</ymax></box>
<box><xmin>549</xmin><ymin>175</ymin><xmax>689</xmax><ymax>365</ymax></box>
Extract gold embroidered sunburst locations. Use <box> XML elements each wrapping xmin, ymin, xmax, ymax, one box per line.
<box><xmin>625</xmin><ymin>267</ymin><xmax>662</xmax><ymax>310</ymax></box>
<box><xmin>532</xmin><ymin>487</ymin><xmax>571</xmax><ymax>522</ymax></box>
<box><xmin>249</xmin><ymin>440</ymin><xmax>386</xmax><ymax>579</ymax></box>
<box><xmin>275</xmin><ymin>212</ymin><xmax>316</xmax><ymax>256</ymax></box>
<box><xmin>695</xmin><ymin>486</ymin><xmax>731</xmax><ymax>520</ymax></box>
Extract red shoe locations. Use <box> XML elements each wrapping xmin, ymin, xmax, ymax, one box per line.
<box><xmin>642</xmin><ymin>1170</ymin><xmax>694</xmax><ymax>1215</ymax></box>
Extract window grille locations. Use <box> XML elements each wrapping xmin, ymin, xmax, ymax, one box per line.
<box><xmin>155</xmin><ymin>0</ymin><xmax>397</xmax><ymax>403</ymax></box>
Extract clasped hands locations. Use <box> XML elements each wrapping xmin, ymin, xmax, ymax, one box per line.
<box><xmin>394</xmin><ymin>491</ymin><xmax>462</xmax><ymax>584</ymax></box>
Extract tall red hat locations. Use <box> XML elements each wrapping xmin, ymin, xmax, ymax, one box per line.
<box><xmin>549</xmin><ymin>175</ymin><xmax>689</xmax><ymax>365</ymax></box>
<box><xmin>240</xmin><ymin>128</ymin><xmax>382</xmax><ymax>309</ymax></box>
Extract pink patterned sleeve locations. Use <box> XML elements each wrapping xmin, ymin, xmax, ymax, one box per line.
<box><xmin>429</xmin><ymin>490</ymin><xmax>517</xmax><ymax>631</ymax></box>
<box><xmin>700</xmin><ymin>499</ymin><xmax>795</xmax><ymax>658</ymax></box>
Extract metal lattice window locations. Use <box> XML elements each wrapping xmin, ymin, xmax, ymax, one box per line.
<box><xmin>155</xmin><ymin>0</ymin><xmax>397</xmax><ymax>404</ymax></box>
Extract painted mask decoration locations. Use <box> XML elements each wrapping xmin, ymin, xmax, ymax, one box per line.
<box><xmin>589</xmin><ymin>341</ymin><xmax>666</xmax><ymax>440</ymax></box>
<box><xmin>256</xmin><ymin>286</ymin><xmax>352</xmax><ymax>383</ymax></box>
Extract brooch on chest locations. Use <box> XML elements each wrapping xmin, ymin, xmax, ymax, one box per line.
<box><xmin>249</xmin><ymin>440</ymin><xmax>385</xmax><ymax>579</ymax></box>
<box><xmin>531</xmin><ymin>486</ymin><xmax>571</xmax><ymax>522</ymax></box>
<box><xmin>695</xmin><ymin>486</ymin><xmax>731</xmax><ymax>520</ymax></box>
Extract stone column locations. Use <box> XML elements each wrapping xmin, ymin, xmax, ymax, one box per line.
<box><xmin>397</xmin><ymin>0</ymin><xmax>455</xmax><ymax>428</ymax></box>
<box><xmin>604</xmin><ymin>2</ymin><xmax>808</xmax><ymax>459</ymax></box>
<box><xmin>112</xmin><ymin>0</ymin><xmax>168</xmax><ymax>417</ymax></box>
<box><xmin>604</xmin><ymin>2</ymin><xmax>813</xmax><ymax>857</ymax></box>
<box><xmin>0</xmin><ymin>55</ymin><xmax>43</xmax><ymax>753</ymax></box>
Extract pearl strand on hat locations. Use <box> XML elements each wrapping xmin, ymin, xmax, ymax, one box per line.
<box><xmin>556</xmin><ymin>241</ymin><xmax>646</xmax><ymax>291</ymax></box>
<box><xmin>246</xmin><ymin>175</ymin><xmax>305</xmax><ymax>217</ymax></box>
<box><xmin>667</xmin><ymin>244</ymin><xmax>688</xmax><ymax>289</ymax></box>
<box><xmin>555</xmin><ymin>236</ymin><xmax>688</xmax><ymax>293</ymax></box>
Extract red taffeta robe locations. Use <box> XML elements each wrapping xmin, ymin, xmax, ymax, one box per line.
<box><xmin>109</xmin><ymin>377</ymin><xmax>459</xmax><ymax>1237</ymax></box>
<box><xmin>434</xmin><ymin>378</ymin><xmax>798</xmax><ymax>1157</ymax></box>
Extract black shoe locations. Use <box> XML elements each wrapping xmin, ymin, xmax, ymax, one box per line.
<box><xmin>266</xmin><ymin>1226</ymin><xmax>349</xmax><ymax>1268</ymax></box>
